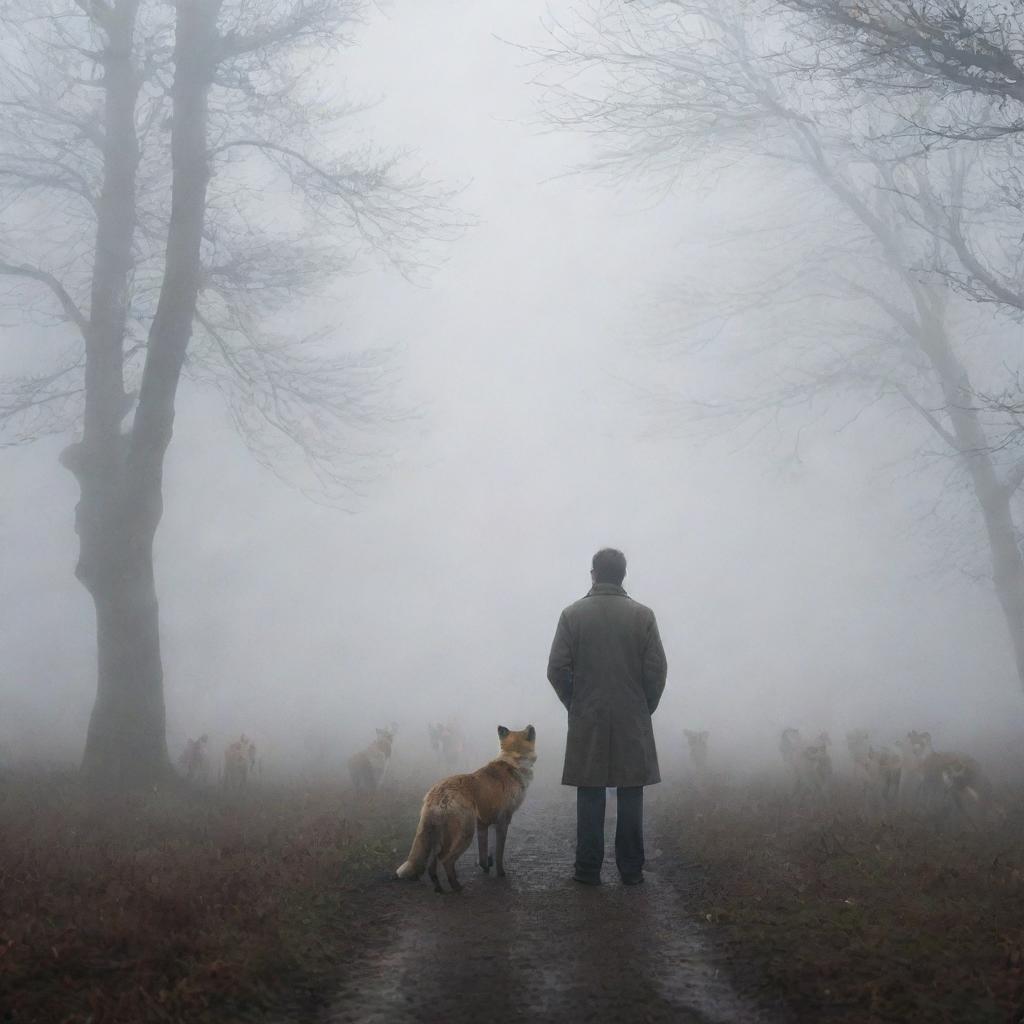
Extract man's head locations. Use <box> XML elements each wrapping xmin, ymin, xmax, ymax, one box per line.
<box><xmin>591</xmin><ymin>547</ymin><xmax>627</xmax><ymax>586</ymax></box>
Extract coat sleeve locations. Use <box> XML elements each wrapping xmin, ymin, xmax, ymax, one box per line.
<box><xmin>641</xmin><ymin>612</ymin><xmax>667</xmax><ymax>714</ymax></box>
<box><xmin>546</xmin><ymin>610</ymin><xmax>574</xmax><ymax>710</ymax></box>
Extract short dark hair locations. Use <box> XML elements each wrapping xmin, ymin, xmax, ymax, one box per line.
<box><xmin>591</xmin><ymin>548</ymin><xmax>627</xmax><ymax>585</ymax></box>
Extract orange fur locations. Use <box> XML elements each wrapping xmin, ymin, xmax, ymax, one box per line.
<box><xmin>396</xmin><ymin>725</ymin><xmax>536</xmax><ymax>893</ymax></box>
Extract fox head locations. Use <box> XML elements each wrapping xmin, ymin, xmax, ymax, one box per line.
<box><xmin>497</xmin><ymin>724</ymin><xmax>536</xmax><ymax>762</ymax></box>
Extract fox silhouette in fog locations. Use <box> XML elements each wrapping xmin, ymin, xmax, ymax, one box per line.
<box><xmin>396</xmin><ymin>725</ymin><xmax>536</xmax><ymax>893</ymax></box>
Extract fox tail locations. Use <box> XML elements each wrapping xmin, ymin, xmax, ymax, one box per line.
<box><xmin>395</xmin><ymin>804</ymin><xmax>437</xmax><ymax>879</ymax></box>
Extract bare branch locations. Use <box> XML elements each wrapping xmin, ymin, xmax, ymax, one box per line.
<box><xmin>217</xmin><ymin>0</ymin><xmax>365</xmax><ymax>58</ymax></box>
<box><xmin>892</xmin><ymin>380</ymin><xmax>959</xmax><ymax>451</ymax></box>
<box><xmin>783</xmin><ymin>0</ymin><xmax>1024</xmax><ymax>122</ymax></box>
<box><xmin>0</xmin><ymin>352</ymin><xmax>86</xmax><ymax>443</ymax></box>
<box><xmin>188</xmin><ymin>303</ymin><xmax>396</xmax><ymax>504</ymax></box>
<box><xmin>538</xmin><ymin>0</ymin><xmax>1024</xmax><ymax>629</ymax></box>
<box><xmin>0</xmin><ymin>259</ymin><xmax>88</xmax><ymax>335</ymax></box>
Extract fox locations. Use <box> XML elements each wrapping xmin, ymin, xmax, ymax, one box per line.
<box><xmin>223</xmin><ymin>734</ymin><xmax>256</xmax><ymax>791</ymax></box>
<box><xmin>920</xmin><ymin>749</ymin><xmax>1002</xmax><ymax>826</ymax></box>
<box><xmin>898</xmin><ymin>729</ymin><xmax>933</xmax><ymax>808</ymax></box>
<box><xmin>867</xmin><ymin>745</ymin><xmax>902</xmax><ymax>802</ymax></box>
<box><xmin>349</xmin><ymin>724</ymin><xmax>396</xmax><ymax>793</ymax></box>
<box><xmin>396</xmin><ymin>724</ymin><xmax>536</xmax><ymax>893</ymax></box>
<box><xmin>799</xmin><ymin>738</ymin><xmax>833</xmax><ymax>797</ymax></box>
<box><xmin>178</xmin><ymin>734</ymin><xmax>209</xmax><ymax>784</ymax></box>
<box><xmin>780</xmin><ymin>728</ymin><xmax>831</xmax><ymax>797</ymax></box>
<box><xmin>847</xmin><ymin>729</ymin><xmax>901</xmax><ymax>812</ymax></box>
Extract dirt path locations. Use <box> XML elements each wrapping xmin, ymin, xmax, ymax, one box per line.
<box><xmin>325</xmin><ymin>790</ymin><xmax>779</xmax><ymax>1023</ymax></box>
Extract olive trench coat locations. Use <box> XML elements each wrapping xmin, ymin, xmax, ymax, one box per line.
<box><xmin>546</xmin><ymin>583</ymin><xmax>667</xmax><ymax>788</ymax></box>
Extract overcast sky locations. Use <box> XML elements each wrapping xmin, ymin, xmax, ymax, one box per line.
<box><xmin>3</xmin><ymin>0</ymin><xmax>1023</xmax><ymax>777</ymax></box>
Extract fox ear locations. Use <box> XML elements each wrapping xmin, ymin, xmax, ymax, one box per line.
<box><xmin>497</xmin><ymin>725</ymin><xmax>510</xmax><ymax>739</ymax></box>
<box><xmin>525</xmin><ymin>725</ymin><xmax>536</xmax><ymax>742</ymax></box>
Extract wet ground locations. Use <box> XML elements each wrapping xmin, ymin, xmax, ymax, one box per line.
<box><xmin>325</xmin><ymin>790</ymin><xmax>778</xmax><ymax>1023</ymax></box>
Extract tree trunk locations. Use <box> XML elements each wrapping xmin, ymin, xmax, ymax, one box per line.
<box><xmin>79</xmin><ymin>0</ymin><xmax>222</xmax><ymax>787</ymax></box>
<box><xmin>81</xmin><ymin>544</ymin><xmax>168</xmax><ymax>786</ymax></box>
<box><xmin>809</xmin><ymin>150</ymin><xmax>1024</xmax><ymax>695</ymax></box>
<box><xmin>985</xmin><ymin>499</ymin><xmax>1024</xmax><ymax>692</ymax></box>
<box><xmin>70</xmin><ymin>0</ymin><xmax>170</xmax><ymax>787</ymax></box>
<box><xmin>920</xmin><ymin>308</ymin><xmax>1024</xmax><ymax>692</ymax></box>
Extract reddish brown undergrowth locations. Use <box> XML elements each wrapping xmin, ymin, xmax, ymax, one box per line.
<box><xmin>0</xmin><ymin>768</ymin><xmax>417</xmax><ymax>1024</ymax></box>
<box><xmin>657</xmin><ymin>779</ymin><xmax>1024</xmax><ymax>1023</ymax></box>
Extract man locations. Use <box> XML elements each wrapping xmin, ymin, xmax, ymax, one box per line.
<box><xmin>547</xmin><ymin>548</ymin><xmax>667</xmax><ymax>886</ymax></box>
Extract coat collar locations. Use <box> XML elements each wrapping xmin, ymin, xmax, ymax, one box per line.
<box><xmin>587</xmin><ymin>583</ymin><xmax>628</xmax><ymax>598</ymax></box>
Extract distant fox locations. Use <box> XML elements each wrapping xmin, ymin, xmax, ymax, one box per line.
<box><xmin>919</xmin><ymin>747</ymin><xmax>1002</xmax><ymax>826</ymax></box>
<box><xmin>780</xmin><ymin>728</ymin><xmax>832</xmax><ymax>797</ymax></box>
<box><xmin>396</xmin><ymin>724</ymin><xmax>536</xmax><ymax>893</ymax></box>
<box><xmin>898</xmin><ymin>729</ymin><xmax>938</xmax><ymax>809</ymax></box>
<box><xmin>223</xmin><ymin>734</ymin><xmax>256</xmax><ymax>791</ymax></box>
<box><xmin>178</xmin><ymin>734</ymin><xmax>209</xmax><ymax>784</ymax></box>
<box><xmin>847</xmin><ymin>729</ymin><xmax>901</xmax><ymax>814</ymax></box>
<box><xmin>799</xmin><ymin>737</ymin><xmax>833</xmax><ymax>798</ymax></box>
<box><xmin>349</xmin><ymin>725</ymin><xmax>396</xmax><ymax>794</ymax></box>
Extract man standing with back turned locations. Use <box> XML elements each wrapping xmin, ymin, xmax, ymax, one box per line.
<box><xmin>547</xmin><ymin>549</ymin><xmax>668</xmax><ymax>885</ymax></box>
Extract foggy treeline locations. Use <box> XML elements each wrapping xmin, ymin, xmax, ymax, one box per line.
<box><xmin>3</xmin><ymin>0</ymin><xmax>1024</xmax><ymax>788</ymax></box>
<box><xmin>1</xmin><ymin>0</ymin><xmax>459</xmax><ymax>785</ymax></box>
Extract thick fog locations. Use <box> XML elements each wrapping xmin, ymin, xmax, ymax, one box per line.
<box><xmin>3</xmin><ymin>0</ymin><xmax>1023</xmax><ymax>780</ymax></box>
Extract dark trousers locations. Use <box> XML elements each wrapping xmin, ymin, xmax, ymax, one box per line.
<box><xmin>575</xmin><ymin>786</ymin><xmax>644</xmax><ymax>881</ymax></box>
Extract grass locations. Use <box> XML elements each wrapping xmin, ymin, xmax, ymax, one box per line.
<box><xmin>8</xmin><ymin>764</ymin><xmax>1023</xmax><ymax>1022</ymax></box>
<box><xmin>656</xmin><ymin>777</ymin><xmax>1024</xmax><ymax>1023</ymax></box>
<box><xmin>0</xmin><ymin>768</ymin><xmax>419</xmax><ymax>1024</ymax></box>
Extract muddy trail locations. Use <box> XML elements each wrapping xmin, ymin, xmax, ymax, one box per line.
<box><xmin>324</xmin><ymin>791</ymin><xmax>780</xmax><ymax>1024</ymax></box>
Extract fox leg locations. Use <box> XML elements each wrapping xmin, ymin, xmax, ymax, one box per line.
<box><xmin>428</xmin><ymin>850</ymin><xmax>442</xmax><ymax>894</ymax></box>
<box><xmin>441</xmin><ymin>855</ymin><xmax>462</xmax><ymax>892</ymax></box>
<box><xmin>434</xmin><ymin>823</ymin><xmax>456</xmax><ymax>893</ymax></box>
<box><xmin>439</xmin><ymin>818</ymin><xmax>474</xmax><ymax>893</ymax></box>
<box><xmin>440</xmin><ymin>834</ymin><xmax>464</xmax><ymax>892</ymax></box>
<box><xmin>477</xmin><ymin>820</ymin><xmax>492</xmax><ymax>872</ymax></box>
<box><xmin>494</xmin><ymin>815</ymin><xmax>509</xmax><ymax>878</ymax></box>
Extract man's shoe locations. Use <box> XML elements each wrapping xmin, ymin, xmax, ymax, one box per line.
<box><xmin>573</xmin><ymin>873</ymin><xmax>602</xmax><ymax>886</ymax></box>
<box><xmin>620</xmin><ymin>873</ymin><xmax>645</xmax><ymax>886</ymax></box>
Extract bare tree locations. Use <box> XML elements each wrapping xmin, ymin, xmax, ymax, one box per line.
<box><xmin>538</xmin><ymin>0</ymin><xmax>1024</xmax><ymax>691</ymax></box>
<box><xmin>0</xmin><ymin>0</ymin><xmax>458</xmax><ymax>787</ymax></box>
<box><xmin>781</xmin><ymin>0</ymin><xmax>1024</xmax><ymax>139</ymax></box>
<box><xmin>775</xmin><ymin>2</ymin><xmax>1024</xmax><ymax>317</ymax></box>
